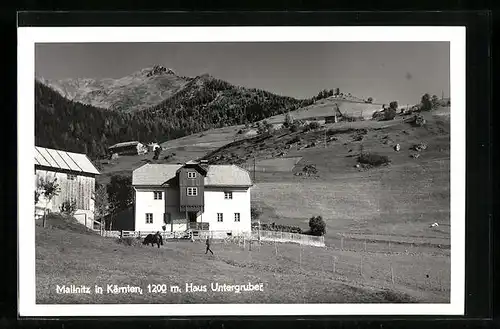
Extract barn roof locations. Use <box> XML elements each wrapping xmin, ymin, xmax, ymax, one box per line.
<box><xmin>108</xmin><ymin>141</ymin><xmax>141</xmax><ymax>149</ymax></box>
<box><xmin>132</xmin><ymin>163</ymin><xmax>252</xmax><ymax>187</ymax></box>
<box><xmin>35</xmin><ymin>146</ymin><xmax>100</xmax><ymax>175</ymax></box>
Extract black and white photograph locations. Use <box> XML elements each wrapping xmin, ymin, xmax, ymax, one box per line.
<box><xmin>18</xmin><ymin>26</ymin><xmax>465</xmax><ymax>316</ymax></box>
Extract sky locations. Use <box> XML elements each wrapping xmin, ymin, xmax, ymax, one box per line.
<box><xmin>35</xmin><ymin>42</ymin><xmax>450</xmax><ymax>106</ymax></box>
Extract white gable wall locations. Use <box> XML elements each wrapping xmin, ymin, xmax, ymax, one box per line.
<box><xmin>202</xmin><ymin>187</ymin><xmax>251</xmax><ymax>233</ymax></box>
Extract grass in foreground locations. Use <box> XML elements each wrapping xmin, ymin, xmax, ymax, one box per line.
<box><xmin>36</xmin><ymin>223</ymin><xmax>449</xmax><ymax>304</ymax></box>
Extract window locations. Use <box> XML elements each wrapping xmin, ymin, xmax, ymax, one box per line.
<box><xmin>187</xmin><ymin>171</ymin><xmax>197</xmax><ymax>179</ymax></box>
<box><xmin>224</xmin><ymin>192</ymin><xmax>233</xmax><ymax>199</ymax></box>
<box><xmin>153</xmin><ymin>191</ymin><xmax>163</xmax><ymax>200</ymax></box>
<box><xmin>234</xmin><ymin>213</ymin><xmax>240</xmax><ymax>222</ymax></box>
<box><xmin>67</xmin><ymin>174</ymin><xmax>76</xmax><ymax>180</ymax></box>
<box><xmin>217</xmin><ymin>213</ymin><xmax>223</xmax><ymax>222</ymax></box>
<box><xmin>187</xmin><ymin>187</ymin><xmax>198</xmax><ymax>196</ymax></box>
<box><xmin>146</xmin><ymin>213</ymin><xmax>153</xmax><ymax>224</ymax></box>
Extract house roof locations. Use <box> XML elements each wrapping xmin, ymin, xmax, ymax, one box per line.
<box><xmin>109</xmin><ymin>141</ymin><xmax>141</xmax><ymax>149</ymax></box>
<box><xmin>35</xmin><ymin>146</ymin><xmax>100</xmax><ymax>175</ymax></box>
<box><xmin>132</xmin><ymin>163</ymin><xmax>252</xmax><ymax>187</ymax></box>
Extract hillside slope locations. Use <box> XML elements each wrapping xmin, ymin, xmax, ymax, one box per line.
<box><xmin>35</xmin><ymin>76</ymin><xmax>304</xmax><ymax>159</ymax></box>
<box><xmin>37</xmin><ymin>65</ymin><xmax>192</xmax><ymax>112</ymax></box>
<box><xmin>201</xmin><ymin>109</ymin><xmax>450</xmax><ymax>245</ymax></box>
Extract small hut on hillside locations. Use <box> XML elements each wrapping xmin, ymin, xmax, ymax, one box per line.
<box><xmin>108</xmin><ymin>141</ymin><xmax>148</xmax><ymax>156</ymax></box>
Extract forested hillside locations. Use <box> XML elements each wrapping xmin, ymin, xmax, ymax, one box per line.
<box><xmin>35</xmin><ymin>76</ymin><xmax>308</xmax><ymax>159</ymax></box>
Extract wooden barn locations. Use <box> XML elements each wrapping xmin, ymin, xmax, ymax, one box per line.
<box><xmin>35</xmin><ymin>146</ymin><xmax>100</xmax><ymax>229</ymax></box>
<box><xmin>108</xmin><ymin>141</ymin><xmax>148</xmax><ymax>156</ymax></box>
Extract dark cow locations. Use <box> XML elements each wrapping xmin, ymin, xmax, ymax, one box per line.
<box><xmin>143</xmin><ymin>232</ymin><xmax>163</xmax><ymax>248</ymax></box>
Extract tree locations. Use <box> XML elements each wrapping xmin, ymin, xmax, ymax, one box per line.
<box><xmin>366</xmin><ymin>97</ymin><xmax>373</xmax><ymax>103</ymax></box>
<box><xmin>37</xmin><ymin>176</ymin><xmax>61</xmax><ymax>228</ymax></box>
<box><xmin>283</xmin><ymin>112</ymin><xmax>294</xmax><ymax>128</ymax></box>
<box><xmin>60</xmin><ymin>199</ymin><xmax>77</xmax><ymax>216</ymax></box>
<box><xmin>106</xmin><ymin>175</ymin><xmax>133</xmax><ymax>230</ymax></box>
<box><xmin>389</xmin><ymin>101</ymin><xmax>398</xmax><ymax>111</ymax></box>
<box><xmin>93</xmin><ymin>183</ymin><xmax>109</xmax><ymax>234</ymax></box>
<box><xmin>335</xmin><ymin>88</ymin><xmax>340</xmax><ymax>96</ymax></box>
<box><xmin>35</xmin><ymin>190</ymin><xmax>40</xmax><ymax>204</ymax></box>
<box><xmin>420</xmin><ymin>93</ymin><xmax>432</xmax><ymax>111</ymax></box>
<box><xmin>431</xmin><ymin>95</ymin><xmax>440</xmax><ymax>110</ymax></box>
<box><xmin>251</xmin><ymin>204</ymin><xmax>263</xmax><ymax>221</ymax></box>
<box><xmin>153</xmin><ymin>147</ymin><xmax>161</xmax><ymax>160</ymax></box>
<box><xmin>309</xmin><ymin>215</ymin><xmax>326</xmax><ymax>236</ymax></box>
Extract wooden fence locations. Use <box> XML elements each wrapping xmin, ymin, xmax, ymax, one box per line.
<box><xmin>253</xmin><ymin>230</ymin><xmax>325</xmax><ymax>247</ymax></box>
<box><xmin>105</xmin><ymin>229</ymin><xmax>324</xmax><ymax>247</ymax></box>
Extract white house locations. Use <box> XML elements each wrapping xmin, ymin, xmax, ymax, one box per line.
<box><xmin>35</xmin><ymin>146</ymin><xmax>100</xmax><ymax>228</ymax></box>
<box><xmin>132</xmin><ymin>160</ymin><xmax>253</xmax><ymax>235</ymax></box>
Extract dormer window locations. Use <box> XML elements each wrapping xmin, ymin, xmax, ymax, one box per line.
<box><xmin>187</xmin><ymin>172</ymin><xmax>197</xmax><ymax>179</ymax></box>
<box><xmin>224</xmin><ymin>192</ymin><xmax>233</xmax><ymax>200</ymax></box>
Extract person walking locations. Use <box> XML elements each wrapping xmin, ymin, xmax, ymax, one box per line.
<box><xmin>205</xmin><ymin>237</ymin><xmax>214</xmax><ymax>255</ymax></box>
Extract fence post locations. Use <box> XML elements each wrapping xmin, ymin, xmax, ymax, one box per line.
<box><xmin>299</xmin><ymin>246</ymin><xmax>302</xmax><ymax>269</ymax></box>
<box><xmin>391</xmin><ymin>264</ymin><xmax>395</xmax><ymax>284</ymax></box>
<box><xmin>275</xmin><ymin>241</ymin><xmax>278</xmax><ymax>256</ymax></box>
<box><xmin>364</xmin><ymin>240</ymin><xmax>367</xmax><ymax>252</ymax></box>
<box><xmin>341</xmin><ymin>236</ymin><xmax>344</xmax><ymax>250</ymax></box>
<box><xmin>333</xmin><ymin>256</ymin><xmax>336</xmax><ymax>274</ymax></box>
<box><xmin>360</xmin><ymin>256</ymin><xmax>363</xmax><ymax>277</ymax></box>
<box><xmin>388</xmin><ymin>241</ymin><xmax>391</xmax><ymax>252</ymax></box>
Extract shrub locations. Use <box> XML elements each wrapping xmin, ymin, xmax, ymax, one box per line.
<box><xmin>409</xmin><ymin>114</ymin><xmax>426</xmax><ymax>127</ymax></box>
<box><xmin>420</xmin><ymin>93</ymin><xmax>438</xmax><ymax>111</ymax></box>
<box><xmin>382</xmin><ymin>108</ymin><xmax>397</xmax><ymax>121</ymax></box>
<box><xmin>303</xmin><ymin>121</ymin><xmax>321</xmax><ymax>132</ymax></box>
<box><xmin>257</xmin><ymin>120</ymin><xmax>274</xmax><ymax>135</ymax></box>
<box><xmin>289</xmin><ymin>123</ymin><xmax>299</xmax><ymax>132</ymax></box>
<box><xmin>302</xmin><ymin>164</ymin><xmax>318</xmax><ymax>176</ymax></box>
<box><xmin>309</xmin><ymin>216</ymin><xmax>326</xmax><ymax>236</ymax></box>
<box><xmin>251</xmin><ymin>204</ymin><xmax>263</xmax><ymax>221</ymax></box>
<box><xmin>283</xmin><ymin>113</ymin><xmax>294</xmax><ymax>128</ymax></box>
<box><xmin>60</xmin><ymin>199</ymin><xmax>77</xmax><ymax>215</ymax></box>
<box><xmin>309</xmin><ymin>121</ymin><xmax>321</xmax><ymax>129</ymax></box>
<box><xmin>259</xmin><ymin>222</ymin><xmax>302</xmax><ymax>234</ymax></box>
<box><xmin>357</xmin><ymin>153</ymin><xmax>390</xmax><ymax>166</ymax></box>
<box><xmin>287</xmin><ymin>136</ymin><xmax>301</xmax><ymax>144</ymax></box>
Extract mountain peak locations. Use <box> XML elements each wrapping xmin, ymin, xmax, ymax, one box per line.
<box><xmin>144</xmin><ymin>65</ymin><xmax>176</xmax><ymax>77</ymax></box>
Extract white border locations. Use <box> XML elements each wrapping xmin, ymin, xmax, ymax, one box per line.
<box><xmin>18</xmin><ymin>26</ymin><xmax>465</xmax><ymax>317</ymax></box>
